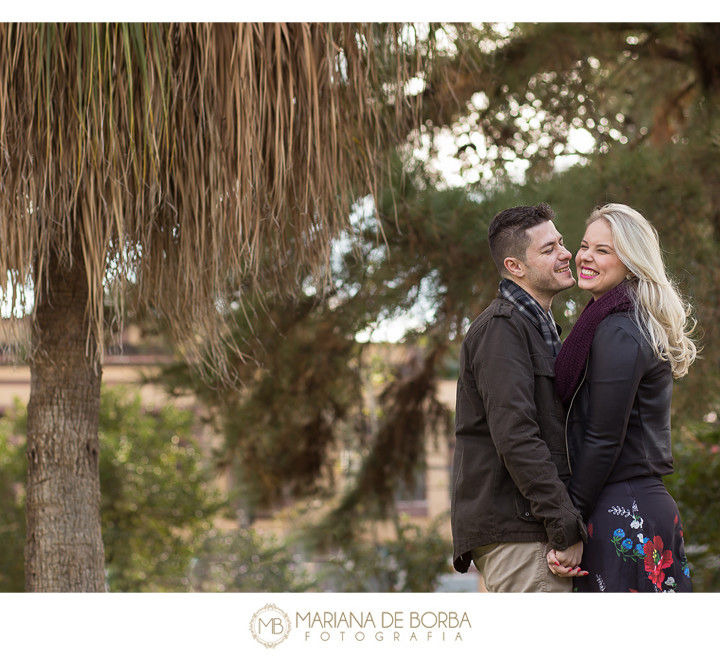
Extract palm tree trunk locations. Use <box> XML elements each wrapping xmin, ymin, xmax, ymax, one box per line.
<box><xmin>25</xmin><ymin>245</ymin><xmax>105</xmax><ymax>592</ymax></box>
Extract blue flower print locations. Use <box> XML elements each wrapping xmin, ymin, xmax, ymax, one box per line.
<box><xmin>680</xmin><ymin>555</ymin><xmax>691</xmax><ymax>579</ymax></box>
<box><xmin>611</xmin><ymin>528</ymin><xmax>640</xmax><ymax>562</ymax></box>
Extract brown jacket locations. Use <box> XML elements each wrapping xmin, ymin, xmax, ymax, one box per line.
<box><xmin>451</xmin><ymin>297</ymin><xmax>586</xmax><ymax>573</ymax></box>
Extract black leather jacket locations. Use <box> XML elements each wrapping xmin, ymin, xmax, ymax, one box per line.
<box><xmin>565</xmin><ymin>312</ymin><xmax>674</xmax><ymax>521</ymax></box>
<box><xmin>451</xmin><ymin>298</ymin><xmax>586</xmax><ymax>573</ymax></box>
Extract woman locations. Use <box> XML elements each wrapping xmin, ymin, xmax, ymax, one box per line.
<box><xmin>548</xmin><ymin>203</ymin><xmax>697</xmax><ymax>592</ymax></box>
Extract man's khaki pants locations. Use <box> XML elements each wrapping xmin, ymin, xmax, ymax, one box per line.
<box><xmin>472</xmin><ymin>542</ymin><xmax>572</xmax><ymax>593</ymax></box>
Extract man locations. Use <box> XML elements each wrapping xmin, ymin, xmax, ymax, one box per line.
<box><xmin>451</xmin><ymin>202</ymin><xmax>587</xmax><ymax>592</ymax></box>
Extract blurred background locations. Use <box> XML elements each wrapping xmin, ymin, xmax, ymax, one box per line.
<box><xmin>1</xmin><ymin>22</ymin><xmax>719</xmax><ymax>592</ymax></box>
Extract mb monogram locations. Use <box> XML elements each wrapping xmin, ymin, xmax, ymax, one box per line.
<box><xmin>250</xmin><ymin>604</ymin><xmax>292</xmax><ymax>648</ymax></box>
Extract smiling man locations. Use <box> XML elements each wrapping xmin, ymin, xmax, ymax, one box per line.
<box><xmin>451</xmin><ymin>202</ymin><xmax>588</xmax><ymax>592</ymax></box>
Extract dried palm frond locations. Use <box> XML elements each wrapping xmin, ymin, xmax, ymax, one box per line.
<box><xmin>0</xmin><ymin>23</ymin><xmax>424</xmax><ymax>377</ymax></box>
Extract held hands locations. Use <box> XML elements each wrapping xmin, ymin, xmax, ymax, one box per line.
<box><xmin>547</xmin><ymin>541</ymin><xmax>589</xmax><ymax>578</ymax></box>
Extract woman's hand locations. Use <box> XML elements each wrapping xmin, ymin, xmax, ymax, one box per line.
<box><xmin>547</xmin><ymin>542</ymin><xmax>589</xmax><ymax>578</ymax></box>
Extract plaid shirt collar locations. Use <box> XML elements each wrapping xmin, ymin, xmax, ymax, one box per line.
<box><xmin>498</xmin><ymin>279</ymin><xmax>563</xmax><ymax>356</ymax></box>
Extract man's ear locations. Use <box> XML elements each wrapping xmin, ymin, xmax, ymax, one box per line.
<box><xmin>504</xmin><ymin>256</ymin><xmax>525</xmax><ymax>278</ymax></box>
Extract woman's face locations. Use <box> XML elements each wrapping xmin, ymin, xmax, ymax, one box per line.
<box><xmin>576</xmin><ymin>219</ymin><xmax>630</xmax><ymax>300</ymax></box>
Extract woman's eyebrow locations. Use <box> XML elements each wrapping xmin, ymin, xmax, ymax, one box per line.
<box><xmin>581</xmin><ymin>240</ymin><xmax>615</xmax><ymax>250</ymax></box>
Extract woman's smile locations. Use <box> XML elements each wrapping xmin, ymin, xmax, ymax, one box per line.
<box><xmin>576</xmin><ymin>219</ymin><xmax>629</xmax><ymax>298</ymax></box>
<box><xmin>578</xmin><ymin>266</ymin><xmax>599</xmax><ymax>280</ymax></box>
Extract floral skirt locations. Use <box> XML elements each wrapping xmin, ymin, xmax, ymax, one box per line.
<box><xmin>574</xmin><ymin>476</ymin><xmax>691</xmax><ymax>593</ymax></box>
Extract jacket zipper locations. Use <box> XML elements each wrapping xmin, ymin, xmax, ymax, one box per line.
<box><xmin>564</xmin><ymin>360</ymin><xmax>589</xmax><ymax>476</ymax></box>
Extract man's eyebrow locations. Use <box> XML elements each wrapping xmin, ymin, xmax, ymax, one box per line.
<box><xmin>539</xmin><ymin>238</ymin><xmax>561</xmax><ymax>250</ymax></box>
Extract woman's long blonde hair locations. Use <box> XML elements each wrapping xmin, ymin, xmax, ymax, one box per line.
<box><xmin>587</xmin><ymin>203</ymin><xmax>698</xmax><ymax>378</ymax></box>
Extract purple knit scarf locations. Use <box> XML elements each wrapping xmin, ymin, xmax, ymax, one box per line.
<box><xmin>555</xmin><ymin>281</ymin><xmax>634</xmax><ymax>406</ymax></box>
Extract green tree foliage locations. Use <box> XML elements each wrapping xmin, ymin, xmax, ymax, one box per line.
<box><xmin>0</xmin><ymin>390</ymin><xmax>224</xmax><ymax>592</ymax></box>
<box><xmin>99</xmin><ymin>388</ymin><xmax>224</xmax><ymax>591</ymax></box>
<box><xmin>0</xmin><ymin>402</ymin><xmax>26</xmax><ymax>591</ymax></box>
<box><xmin>421</xmin><ymin>23</ymin><xmax>720</xmax><ymax>182</ymax></box>
<box><xmin>666</xmin><ymin>422</ymin><xmax>720</xmax><ymax>592</ymax></box>
<box><xmin>188</xmin><ymin>528</ymin><xmax>315</xmax><ymax>593</ymax></box>
<box><xmin>186</xmin><ymin>517</ymin><xmax>452</xmax><ymax>593</ymax></box>
<box><xmin>155</xmin><ymin>284</ymin><xmax>367</xmax><ymax>521</ymax></box>
<box><xmin>314</xmin><ymin>517</ymin><xmax>452</xmax><ymax>592</ymax></box>
<box><xmin>1</xmin><ymin>388</ymin><xmax>454</xmax><ymax>592</ymax></box>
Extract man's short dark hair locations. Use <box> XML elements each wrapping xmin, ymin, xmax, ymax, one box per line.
<box><xmin>488</xmin><ymin>202</ymin><xmax>555</xmax><ymax>276</ymax></box>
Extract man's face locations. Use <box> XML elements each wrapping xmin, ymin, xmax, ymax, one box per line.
<box><xmin>507</xmin><ymin>220</ymin><xmax>575</xmax><ymax>307</ymax></box>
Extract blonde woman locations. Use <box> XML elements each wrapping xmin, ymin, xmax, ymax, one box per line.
<box><xmin>548</xmin><ymin>203</ymin><xmax>697</xmax><ymax>592</ymax></box>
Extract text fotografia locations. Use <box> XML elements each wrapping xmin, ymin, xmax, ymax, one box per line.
<box><xmin>296</xmin><ymin>610</ymin><xmax>471</xmax><ymax>643</ymax></box>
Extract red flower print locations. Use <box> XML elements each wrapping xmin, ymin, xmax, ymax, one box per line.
<box><xmin>644</xmin><ymin>536</ymin><xmax>673</xmax><ymax>588</ymax></box>
<box><xmin>588</xmin><ymin>522</ymin><xmax>593</xmax><ymax>538</ymax></box>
